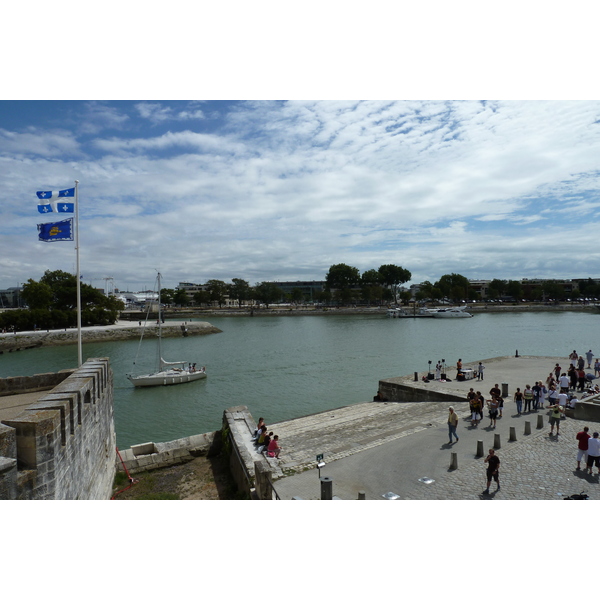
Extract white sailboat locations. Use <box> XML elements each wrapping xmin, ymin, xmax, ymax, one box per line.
<box><xmin>126</xmin><ymin>273</ymin><xmax>207</xmax><ymax>387</ymax></box>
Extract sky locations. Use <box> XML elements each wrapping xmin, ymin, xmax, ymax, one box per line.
<box><xmin>3</xmin><ymin>3</ymin><xmax>600</xmax><ymax>294</ymax></box>
<box><xmin>3</xmin><ymin>99</ymin><xmax>600</xmax><ymax>292</ymax></box>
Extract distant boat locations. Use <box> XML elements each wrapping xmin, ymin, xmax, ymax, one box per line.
<box><xmin>426</xmin><ymin>306</ymin><xmax>473</xmax><ymax>318</ymax></box>
<box><xmin>126</xmin><ymin>272</ymin><xmax>207</xmax><ymax>387</ymax></box>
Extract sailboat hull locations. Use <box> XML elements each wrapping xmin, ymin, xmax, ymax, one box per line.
<box><xmin>127</xmin><ymin>368</ymin><xmax>207</xmax><ymax>388</ymax></box>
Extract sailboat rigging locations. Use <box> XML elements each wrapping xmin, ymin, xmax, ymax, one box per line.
<box><xmin>126</xmin><ymin>273</ymin><xmax>207</xmax><ymax>387</ymax></box>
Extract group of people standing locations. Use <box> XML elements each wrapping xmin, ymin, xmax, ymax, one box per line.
<box><xmin>466</xmin><ymin>383</ymin><xmax>504</xmax><ymax>429</ymax></box>
<box><xmin>253</xmin><ymin>417</ymin><xmax>282</xmax><ymax>459</ymax></box>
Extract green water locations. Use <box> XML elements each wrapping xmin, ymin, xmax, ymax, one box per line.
<box><xmin>1</xmin><ymin>311</ymin><xmax>597</xmax><ymax>448</ymax></box>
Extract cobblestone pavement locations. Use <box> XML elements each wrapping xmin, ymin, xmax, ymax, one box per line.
<box><xmin>267</xmin><ymin>355</ymin><xmax>600</xmax><ymax>500</ymax></box>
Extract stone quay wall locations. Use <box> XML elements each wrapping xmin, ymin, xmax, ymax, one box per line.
<box><xmin>222</xmin><ymin>406</ymin><xmax>276</xmax><ymax>500</ymax></box>
<box><xmin>0</xmin><ymin>358</ymin><xmax>116</xmax><ymax>500</ymax></box>
<box><xmin>116</xmin><ymin>432</ymin><xmax>217</xmax><ymax>475</ymax></box>
<box><xmin>378</xmin><ymin>377</ymin><xmax>468</xmax><ymax>403</ymax></box>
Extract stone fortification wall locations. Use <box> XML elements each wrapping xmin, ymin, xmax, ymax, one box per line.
<box><xmin>0</xmin><ymin>358</ymin><xmax>116</xmax><ymax>500</ymax></box>
<box><xmin>0</xmin><ymin>370</ymin><xmax>75</xmax><ymax>397</ymax></box>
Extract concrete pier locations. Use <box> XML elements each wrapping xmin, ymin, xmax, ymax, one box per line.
<box><xmin>270</xmin><ymin>355</ymin><xmax>600</xmax><ymax>500</ymax></box>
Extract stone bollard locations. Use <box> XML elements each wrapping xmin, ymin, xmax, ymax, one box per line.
<box><xmin>509</xmin><ymin>426</ymin><xmax>517</xmax><ymax>442</ymax></box>
<box><xmin>537</xmin><ymin>414</ymin><xmax>544</xmax><ymax>429</ymax></box>
<box><xmin>450</xmin><ymin>452</ymin><xmax>458</xmax><ymax>470</ymax></box>
<box><xmin>501</xmin><ymin>382</ymin><xmax>509</xmax><ymax>398</ymax></box>
<box><xmin>494</xmin><ymin>433</ymin><xmax>501</xmax><ymax>449</ymax></box>
<box><xmin>320</xmin><ymin>476</ymin><xmax>333</xmax><ymax>500</ymax></box>
<box><xmin>524</xmin><ymin>420</ymin><xmax>532</xmax><ymax>435</ymax></box>
<box><xmin>414</xmin><ymin>371</ymin><xmax>418</xmax><ymax>381</ymax></box>
<box><xmin>358</xmin><ymin>490</ymin><xmax>366</xmax><ymax>500</ymax></box>
<box><xmin>476</xmin><ymin>440</ymin><xmax>484</xmax><ymax>458</ymax></box>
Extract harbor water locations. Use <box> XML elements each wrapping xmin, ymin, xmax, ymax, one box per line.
<box><xmin>1</xmin><ymin>311</ymin><xmax>598</xmax><ymax>449</ymax></box>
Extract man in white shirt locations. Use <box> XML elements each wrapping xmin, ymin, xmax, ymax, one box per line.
<box><xmin>586</xmin><ymin>432</ymin><xmax>600</xmax><ymax>475</ymax></box>
<box><xmin>557</xmin><ymin>392</ymin><xmax>568</xmax><ymax>417</ymax></box>
<box><xmin>559</xmin><ymin>374</ymin><xmax>570</xmax><ymax>393</ymax></box>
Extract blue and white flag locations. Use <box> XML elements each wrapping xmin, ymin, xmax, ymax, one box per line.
<box><xmin>37</xmin><ymin>187</ymin><xmax>75</xmax><ymax>213</ymax></box>
<box><xmin>37</xmin><ymin>218</ymin><xmax>74</xmax><ymax>242</ymax></box>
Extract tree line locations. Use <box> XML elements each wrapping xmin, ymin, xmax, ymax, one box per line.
<box><xmin>0</xmin><ymin>270</ymin><xmax>124</xmax><ymax>332</ymax></box>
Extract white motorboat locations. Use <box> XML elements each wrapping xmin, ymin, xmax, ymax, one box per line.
<box><xmin>126</xmin><ymin>272</ymin><xmax>207</xmax><ymax>387</ymax></box>
<box><xmin>426</xmin><ymin>306</ymin><xmax>473</xmax><ymax>318</ymax></box>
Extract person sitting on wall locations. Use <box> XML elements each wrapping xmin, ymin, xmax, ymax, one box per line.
<box><xmin>267</xmin><ymin>435</ymin><xmax>282</xmax><ymax>458</ymax></box>
<box><xmin>373</xmin><ymin>391</ymin><xmax>388</xmax><ymax>402</ymax></box>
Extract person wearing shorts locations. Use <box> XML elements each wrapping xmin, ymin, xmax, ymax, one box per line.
<box><xmin>483</xmin><ymin>448</ymin><xmax>500</xmax><ymax>494</ymax></box>
<box><xmin>586</xmin><ymin>432</ymin><xmax>600</xmax><ymax>475</ymax></box>
<box><xmin>549</xmin><ymin>405</ymin><xmax>563</xmax><ymax>436</ymax></box>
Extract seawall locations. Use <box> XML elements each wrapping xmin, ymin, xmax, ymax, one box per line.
<box><xmin>0</xmin><ymin>321</ymin><xmax>221</xmax><ymax>351</ymax></box>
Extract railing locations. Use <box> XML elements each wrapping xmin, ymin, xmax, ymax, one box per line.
<box><xmin>264</xmin><ymin>475</ymin><xmax>281</xmax><ymax>500</ymax></box>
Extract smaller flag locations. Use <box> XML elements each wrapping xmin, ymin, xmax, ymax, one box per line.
<box><xmin>37</xmin><ymin>187</ymin><xmax>75</xmax><ymax>213</ymax></box>
<box><xmin>37</xmin><ymin>218</ymin><xmax>74</xmax><ymax>242</ymax></box>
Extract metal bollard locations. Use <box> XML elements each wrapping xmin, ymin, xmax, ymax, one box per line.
<box><xmin>476</xmin><ymin>440</ymin><xmax>484</xmax><ymax>458</ymax></box>
<box><xmin>357</xmin><ymin>490</ymin><xmax>366</xmax><ymax>500</ymax></box>
<box><xmin>509</xmin><ymin>426</ymin><xmax>517</xmax><ymax>442</ymax></box>
<box><xmin>414</xmin><ymin>371</ymin><xmax>418</xmax><ymax>381</ymax></box>
<box><xmin>501</xmin><ymin>382</ymin><xmax>509</xmax><ymax>398</ymax></box>
<box><xmin>524</xmin><ymin>420</ymin><xmax>531</xmax><ymax>435</ymax></box>
<box><xmin>450</xmin><ymin>452</ymin><xmax>458</xmax><ymax>470</ymax></box>
<box><xmin>494</xmin><ymin>433</ymin><xmax>501</xmax><ymax>449</ymax></box>
<box><xmin>320</xmin><ymin>476</ymin><xmax>333</xmax><ymax>500</ymax></box>
<box><xmin>537</xmin><ymin>414</ymin><xmax>544</xmax><ymax>429</ymax></box>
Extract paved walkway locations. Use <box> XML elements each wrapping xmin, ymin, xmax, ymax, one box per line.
<box><xmin>269</xmin><ymin>356</ymin><xmax>600</xmax><ymax>500</ymax></box>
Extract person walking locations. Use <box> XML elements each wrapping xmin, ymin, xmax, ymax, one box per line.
<box><xmin>514</xmin><ymin>387</ymin><xmax>523</xmax><ymax>415</ymax></box>
<box><xmin>554</xmin><ymin>363</ymin><xmax>562</xmax><ymax>382</ymax></box>
<box><xmin>559</xmin><ymin>372</ymin><xmax>570</xmax><ymax>393</ymax></box>
<box><xmin>523</xmin><ymin>384</ymin><xmax>534</xmax><ymax>413</ymax></box>
<box><xmin>549</xmin><ymin>404</ymin><xmax>563</xmax><ymax>436</ymax></box>
<box><xmin>594</xmin><ymin>359</ymin><xmax>600</xmax><ymax>377</ymax></box>
<box><xmin>470</xmin><ymin>394</ymin><xmax>481</xmax><ymax>428</ymax></box>
<box><xmin>576</xmin><ymin>426</ymin><xmax>590</xmax><ymax>471</ymax></box>
<box><xmin>447</xmin><ymin>406</ymin><xmax>459</xmax><ymax>444</ymax></box>
<box><xmin>487</xmin><ymin>396</ymin><xmax>499</xmax><ymax>429</ymax></box>
<box><xmin>483</xmin><ymin>448</ymin><xmax>500</xmax><ymax>494</ymax></box>
<box><xmin>586</xmin><ymin>432</ymin><xmax>600</xmax><ymax>476</ymax></box>
<box><xmin>586</xmin><ymin>350</ymin><xmax>594</xmax><ymax>369</ymax></box>
<box><xmin>532</xmin><ymin>381</ymin><xmax>541</xmax><ymax>411</ymax></box>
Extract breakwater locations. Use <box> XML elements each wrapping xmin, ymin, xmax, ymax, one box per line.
<box><xmin>0</xmin><ymin>321</ymin><xmax>221</xmax><ymax>352</ymax></box>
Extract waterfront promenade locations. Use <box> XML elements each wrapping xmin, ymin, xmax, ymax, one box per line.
<box><xmin>270</xmin><ymin>356</ymin><xmax>600</xmax><ymax>500</ymax></box>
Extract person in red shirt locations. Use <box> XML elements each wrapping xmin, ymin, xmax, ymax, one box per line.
<box><xmin>576</xmin><ymin>426</ymin><xmax>591</xmax><ymax>471</ymax></box>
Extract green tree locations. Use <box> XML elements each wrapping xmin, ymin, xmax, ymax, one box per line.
<box><xmin>254</xmin><ymin>282</ymin><xmax>282</xmax><ymax>308</ymax></box>
<box><xmin>173</xmin><ymin>288</ymin><xmax>189</xmax><ymax>306</ymax></box>
<box><xmin>21</xmin><ymin>279</ymin><xmax>53</xmax><ymax>310</ymax></box>
<box><xmin>206</xmin><ymin>279</ymin><xmax>228</xmax><ymax>307</ymax></box>
<box><xmin>325</xmin><ymin>264</ymin><xmax>360</xmax><ymax>290</ymax></box>
<box><xmin>160</xmin><ymin>288</ymin><xmax>175</xmax><ymax>304</ymax></box>
<box><xmin>290</xmin><ymin>287</ymin><xmax>304</xmax><ymax>304</ymax></box>
<box><xmin>506</xmin><ymin>280</ymin><xmax>523</xmax><ymax>301</ymax></box>
<box><xmin>193</xmin><ymin>290</ymin><xmax>211</xmax><ymax>306</ymax></box>
<box><xmin>229</xmin><ymin>278</ymin><xmax>251</xmax><ymax>308</ymax></box>
<box><xmin>487</xmin><ymin>279</ymin><xmax>507</xmax><ymax>299</ymax></box>
<box><xmin>378</xmin><ymin>264</ymin><xmax>411</xmax><ymax>304</ymax></box>
<box><xmin>435</xmin><ymin>273</ymin><xmax>470</xmax><ymax>302</ymax></box>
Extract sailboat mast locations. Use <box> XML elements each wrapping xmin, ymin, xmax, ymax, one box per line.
<box><xmin>157</xmin><ymin>272</ymin><xmax>162</xmax><ymax>368</ymax></box>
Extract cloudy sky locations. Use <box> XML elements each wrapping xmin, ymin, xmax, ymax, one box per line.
<box><xmin>3</xmin><ymin>99</ymin><xmax>600</xmax><ymax>292</ymax></box>
<box><xmin>3</xmin><ymin>4</ymin><xmax>599</xmax><ymax>293</ymax></box>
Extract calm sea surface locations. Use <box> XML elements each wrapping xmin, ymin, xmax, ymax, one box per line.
<box><xmin>1</xmin><ymin>311</ymin><xmax>598</xmax><ymax>448</ymax></box>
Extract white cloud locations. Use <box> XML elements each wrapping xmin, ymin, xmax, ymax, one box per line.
<box><xmin>3</xmin><ymin>100</ymin><xmax>600</xmax><ymax>290</ymax></box>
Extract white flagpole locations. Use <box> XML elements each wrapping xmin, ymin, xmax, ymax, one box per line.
<box><xmin>75</xmin><ymin>180</ymin><xmax>82</xmax><ymax>367</ymax></box>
